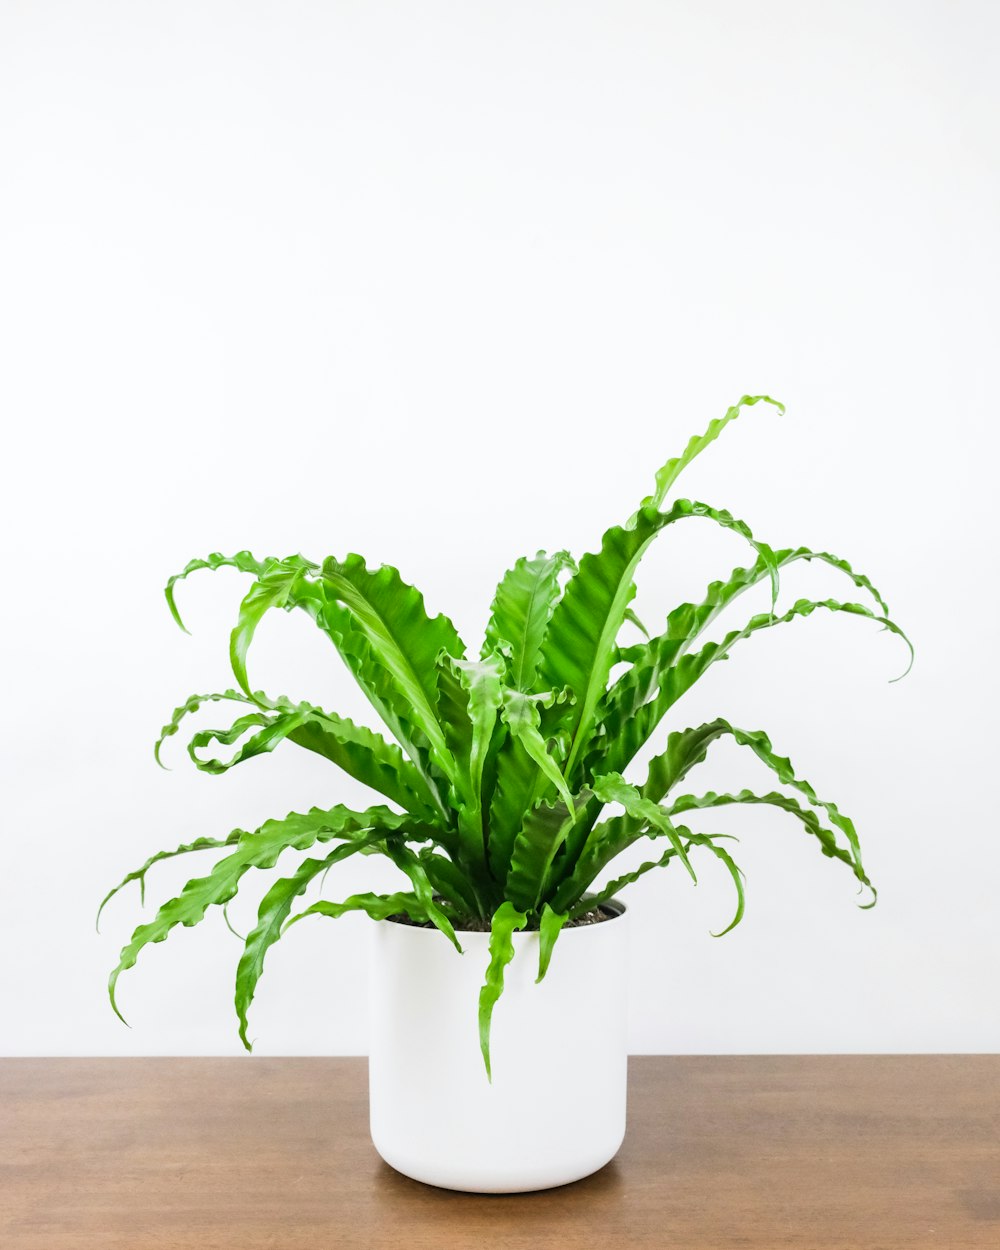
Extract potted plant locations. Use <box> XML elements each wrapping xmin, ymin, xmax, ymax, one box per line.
<box><xmin>102</xmin><ymin>395</ymin><xmax>910</xmax><ymax>1193</ymax></box>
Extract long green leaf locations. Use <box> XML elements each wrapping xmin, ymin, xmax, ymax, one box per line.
<box><xmin>567</xmin><ymin>823</ymin><xmax>744</xmax><ymax>933</ymax></box>
<box><xmin>107</xmin><ymin>805</ymin><xmax>424</xmax><ymax>1023</ymax></box>
<box><xmin>667</xmin><ymin>788</ymin><xmax>854</xmax><ymax>870</ymax></box>
<box><xmin>632</xmin><ymin>394</ymin><xmax>784</xmax><ymax>520</ymax></box>
<box><xmin>687</xmin><ymin>833</ymin><xmax>746</xmax><ymax>936</ymax></box>
<box><xmin>165</xmin><ymin>550</ymin><xmax>270</xmax><ymax>633</ymax></box>
<box><xmin>286</xmin><ymin>891</ymin><xmax>429</xmax><ymax>928</ymax></box>
<box><xmin>229</xmin><ymin>560</ymin><xmax>320</xmax><ymax>695</ymax></box>
<box><xmin>540</xmin><ymin>500</ymin><xmax>779</xmax><ymax>779</ymax></box>
<box><xmin>154</xmin><ymin>689</ymin><xmax>260</xmax><ymax>766</ymax></box>
<box><xmin>592</xmin><ymin>546</ymin><xmax>895</xmax><ymax>769</ymax></box>
<box><xmin>478</xmin><ymin>901</ymin><xmax>528</xmax><ymax>1080</ymax></box>
<box><xmin>596</xmin><ymin>597</ymin><xmax>911</xmax><ymax>782</ymax></box>
<box><xmin>319</xmin><ymin>554</ymin><xmax>466</xmax><ymax>782</ymax></box>
<box><xmin>536</xmin><ymin>903</ymin><xmax>568</xmax><ymax>983</ymax></box>
<box><xmin>223</xmin><ymin>557</ymin><xmax>452</xmax><ymax>818</ymax></box>
<box><xmin>435</xmin><ymin>651</ymin><xmax>506</xmax><ymax>872</ymax></box>
<box><xmin>632</xmin><ymin>720</ymin><xmax>873</xmax><ymax>896</ymax></box>
<box><xmin>381</xmin><ymin>839</ymin><xmax>462</xmax><ymax>951</ymax></box>
<box><xmin>551</xmin><ymin>721</ymin><xmax>731</xmax><ymax>909</ymax></box>
<box><xmin>722</xmin><ymin>724</ymin><xmax>874</xmax><ymax>897</ymax></box>
<box><xmin>590</xmin><ymin>772</ymin><xmax>697</xmax><ymax>882</ymax></box>
<box><xmin>235</xmin><ymin>838</ymin><xmax>392</xmax><ymax>1049</ymax></box>
<box><xmin>186</xmin><ymin>700</ymin><xmax>441</xmax><ymax>822</ymax></box>
<box><xmin>500</xmin><ymin>689</ymin><xmax>575</xmax><ymax>815</ymax></box>
<box><xmin>483</xmin><ymin>551</ymin><xmax>573</xmax><ymax>690</ymax></box>
<box><xmin>96</xmin><ymin>831</ymin><xmax>242</xmax><ymax>930</ymax></box>
<box><xmin>505</xmin><ymin>793</ymin><xmax>584</xmax><ymax>912</ymax></box>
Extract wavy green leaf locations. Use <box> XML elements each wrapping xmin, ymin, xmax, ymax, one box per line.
<box><xmin>286</xmin><ymin>890</ymin><xmax>428</xmax><ymax>929</ymax></box>
<box><xmin>667</xmin><ymin>788</ymin><xmax>854</xmax><ymax>869</ymax></box>
<box><xmin>540</xmin><ymin>500</ymin><xmax>779</xmax><ymax>779</ymax></box>
<box><xmin>229</xmin><ymin>560</ymin><xmax>320</xmax><ymax>695</ymax></box>
<box><xmin>478</xmin><ymin>901</ymin><xmax>528</xmax><ymax>1080</ymax></box>
<box><xmin>222</xmin><ymin>557</ymin><xmax>453</xmax><ymax>818</ymax></box>
<box><xmin>96</xmin><ymin>831</ymin><xmax>242</xmax><ymax>931</ymax></box>
<box><xmin>500</xmin><ymin>689</ymin><xmax>574</xmax><ymax>816</ymax></box>
<box><xmin>632</xmin><ymin>394</ymin><xmax>784</xmax><ymax>520</ymax></box>
<box><xmin>165</xmin><ymin>550</ymin><xmax>271</xmax><ymax>633</ymax></box>
<box><xmin>505</xmin><ymin>793</ymin><xmax>583</xmax><ymax>912</ymax></box>
<box><xmin>381</xmin><ymin>839</ymin><xmax>462</xmax><ymax>951</ymax></box>
<box><xmin>536</xmin><ymin>903</ymin><xmax>568</xmax><ymax>983</ymax></box>
<box><xmin>417</xmin><ymin>849</ymin><xmax>484</xmax><ymax>916</ymax></box>
<box><xmin>689</xmin><ymin>833</ymin><xmax>746</xmax><ymax>937</ymax></box>
<box><xmin>552</xmin><ymin>721</ymin><xmax>731</xmax><ymax>908</ymax></box>
<box><xmin>436</xmin><ymin>651</ymin><xmax>506</xmax><ymax>872</ymax></box>
<box><xmin>487</xmin><ymin>689</ymin><xmax>577</xmax><ymax>882</ymax></box>
<box><xmin>186</xmin><ymin>700</ymin><xmax>441</xmax><ymax>822</ymax></box>
<box><xmin>597</xmin><ymin>596</ymin><xmax>911</xmax><ymax>781</ymax></box>
<box><xmin>154</xmin><ymin>689</ymin><xmax>260</xmax><ymax>766</ymax></box>
<box><xmin>108</xmin><ymin>805</ymin><xmax>424</xmax><ymax>1023</ymax></box>
<box><xmin>603</xmin><ymin>720</ymin><xmax>874</xmax><ymax>898</ymax></box>
<box><xmin>592</xmin><ymin>546</ymin><xmax>895</xmax><ymax>771</ymax></box>
<box><xmin>319</xmin><ymin>554</ymin><xmax>466</xmax><ymax>781</ymax></box>
<box><xmin>483</xmin><ymin>551</ymin><xmax>573</xmax><ymax>690</ymax></box>
<box><xmin>721</xmin><ymin>724</ymin><xmax>874</xmax><ymax>899</ymax></box>
<box><xmin>590</xmin><ymin>772</ymin><xmax>697</xmax><ymax>882</ymax></box>
<box><xmin>567</xmin><ymin>824</ymin><xmax>743</xmax><ymax>933</ymax></box>
<box><xmin>235</xmin><ymin>838</ymin><xmax>391</xmax><ymax>1049</ymax></box>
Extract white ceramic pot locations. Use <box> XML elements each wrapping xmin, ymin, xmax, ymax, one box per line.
<box><xmin>368</xmin><ymin>901</ymin><xmax>628</xmax><ymax>1193</ymax></box>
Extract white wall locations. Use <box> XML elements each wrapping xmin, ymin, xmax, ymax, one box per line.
<box><xmin>2</xmin><ymin>0</ymin><xmax>997</xmax><ymax>1057</ymax></box>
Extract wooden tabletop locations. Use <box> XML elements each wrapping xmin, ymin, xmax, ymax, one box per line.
<box><xmin>1</xmin><ymin>1055</ymin><xmax>998</xmax><ymax>1249</ymax></box>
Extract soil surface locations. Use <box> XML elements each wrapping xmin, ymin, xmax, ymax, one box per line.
<box><xmin>388</xmin><ymin>905</ymin><xmax>618</xmax><ymax>932</ymax></box>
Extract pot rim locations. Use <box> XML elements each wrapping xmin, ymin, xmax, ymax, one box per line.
<box><xmin>379</xmin><ymin>896</ymin><xmax>627</xmax><ymax>934</ymax></box>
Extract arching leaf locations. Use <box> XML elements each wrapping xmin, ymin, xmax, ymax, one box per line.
<box><xmin>96</xmin><ymin>831</ymin><xmax>242</xmax><ymax>931</ymax></box>
<box><xmin>107</xmin><ymin>806</ymin><xmax>426</xmax><ymax>1023</ymax></box>
<box><xmin>478</xmin><ymin>901</ymin><xmax>528</xmax><ymax>1080</ymax></box>
<box><xmin>591</xmin><ymin>773</ymin><xmax>697</xmax><ymax>882</ymax></box>
<box><xmin>667</xmin><ymin>788</ymin><xmax>854</xmax><ymax>870</ymax></box>
<box><xmin>540</xmin><ymin>500</ymin><xmax>779</xmax><ymax>778</ymax></box>
<box><xmin>380</xmin><ymin>839</ymin><xmax>462</xmax><ymax>951</ymax></box>
<box><xmin>165</xmin><ymin>550</ymin><xmax>271</xmax><ymax>633</ymax></box>
<box><xmin>235</xmin><ymin>838</ymin><xmax>393</xmax><ymax>1049</ymax></box>
<box><xmin>185</xmin><ymin>701</ymin><xmax>442</xmax><ymax>823</ymax></box>
<box><xmin>154</xmin><ymin>689</ymin><xmax>260</xmax><ymax>767</ymax></box>
<box><xmin>631</xmin><ymin>394</ymin><xmax>784</xmax><ymax>521</ymax></box>
<box><xmin>286</xmin><ymin>891</ymin><xmax>428</xmax><ymax>929</ymax></box>
<box><xmin>596</xmin><ymin>597</ymin><xmax>912</xmax><ymax>780</ymax></box>
<box><xmin>592</xmin><ymin>546</ymin><xmax>895</xmax><ymax>770</ymax></box>
<box><xmin>536</xmin><ymin>904</ymin><xmax>568</xmax><ymax>983</ymax></box>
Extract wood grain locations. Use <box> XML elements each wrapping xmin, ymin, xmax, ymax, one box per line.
<box><xmin>1</xmin><ymin>1056</ymin><xmax>998</xmax><ymax>1248</ymax></box>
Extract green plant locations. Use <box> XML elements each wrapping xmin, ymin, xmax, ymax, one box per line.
<box><xmin>103</xmin><ymin>396</ymin><xmax>911</xmax><ymax>1074</ymax></box>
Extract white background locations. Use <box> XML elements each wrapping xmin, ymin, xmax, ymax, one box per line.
<box><xmin>2</xmin><ymin>0</ymin><xmax>997</xmax><ymax>1057</ymax></box>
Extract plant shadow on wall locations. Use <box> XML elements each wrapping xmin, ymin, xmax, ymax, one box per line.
<box><xmin>100</xmin><ymin>396</ymin><xmax>912</xmax><ymax>1077</ymax></box>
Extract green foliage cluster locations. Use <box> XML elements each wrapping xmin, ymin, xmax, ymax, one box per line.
<box><xmin>103</xmin><ymin>397</ymin><xmax>910</xmax><ymax>1074</ymax></box>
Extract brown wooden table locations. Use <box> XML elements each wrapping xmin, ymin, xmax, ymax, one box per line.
<box><xmin>1</xmin><ymin>1055</ymin><xmax>998</xmax><ymax>1248</ymax></box>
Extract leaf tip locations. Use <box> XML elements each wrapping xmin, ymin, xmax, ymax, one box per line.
<box><xmin>165</xmin><ymin>586</ymin><xmax>192</xmax><ymax>635</ymax></box>
<box><xmin>108</xmin><ymin>977</ymin><xmax>131</xmax><ymax>1029</ymax></box>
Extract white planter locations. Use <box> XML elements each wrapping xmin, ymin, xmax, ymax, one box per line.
<box><xmin>368</xmin><ymin>901</ymin><xmax>628</xmax><ymax>1193</ymax></box>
